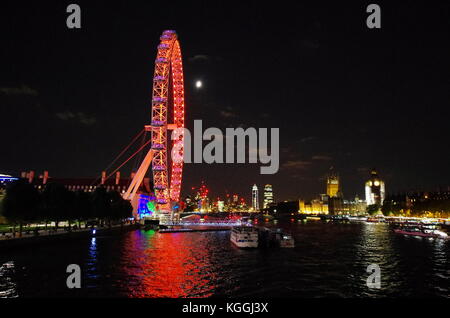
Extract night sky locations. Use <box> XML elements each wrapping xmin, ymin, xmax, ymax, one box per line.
<box><xmin>1</xmin><ymin>1</ymin><xmax>450</xmax><ymax>203</ymax></box>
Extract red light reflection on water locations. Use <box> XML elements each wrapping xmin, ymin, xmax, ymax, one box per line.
<box><xmin>119</xmin><ymin>230</ymin><xmax>216</xmax><ymax>298</ymax></box>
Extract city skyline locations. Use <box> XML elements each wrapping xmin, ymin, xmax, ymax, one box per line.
<box><xmin>1</xmin><ymin>2</ymin><xmax>450</xmax><ymax>202</ymax></box>
<box><xmin>8</xmin><ymin>166</ymin><xmax>450</xmax><ymax>206</ymax></box>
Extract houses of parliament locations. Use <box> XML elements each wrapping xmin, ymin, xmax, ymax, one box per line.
<box><xmin>298</xmin><ymin>167</ymin><xmax>370</xmax><ymax>215</ymax></box>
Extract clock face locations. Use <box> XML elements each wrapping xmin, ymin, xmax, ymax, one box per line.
<box><xmin>374</xmin><ymin>181</ymin><xmax>380</xmax><ymax>186</ymax></box>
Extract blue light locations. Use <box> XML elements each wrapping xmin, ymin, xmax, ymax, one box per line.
<box><xmin>137</xmin><ymin>194</ymin><xmax>157</xmax><ymax>218</ymax></box>
<box><xmin>0</xmin><ymin>174</ymin><xmax>19</xmax><ymax>182</ymax></box>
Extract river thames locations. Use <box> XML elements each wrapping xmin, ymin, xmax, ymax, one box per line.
<box><xmin>0</xmin><ymin>220</ymin><xmax>449</xmax><ymax>298</ymax></box>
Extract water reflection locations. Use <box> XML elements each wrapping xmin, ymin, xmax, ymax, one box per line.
<box><xmin>118</xmin><ymin>230</ymin><xmax>217</xmax><ymax>297</ymax></box>
<box><xmin>85</xmin><ymin>237</ymin><xmax>99</xmax><ymax>286</ymax></box>
<box><xmin>353</xmin><ymin>223</ymin><xmax>400</xmax><ymax>297</ymax></box>
<box><xmin>0</xmin><ymin>261</ymin><xmax>18</xmax><ymax>298</ymax></box>
<box><xmin>0</xmin><ymin>222</ymin><xmax>448</xmax><ymax>298</ymax></box>
<box><xmin>430</xmin><ymin>236</ymin><xmax>449</xmax><ymax>296</ymax></box>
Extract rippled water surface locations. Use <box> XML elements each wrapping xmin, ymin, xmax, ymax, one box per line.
<box><xmin>0</xmin><ymin>221</ymin><xmax>449</xmax><ymax>297</ymax></box>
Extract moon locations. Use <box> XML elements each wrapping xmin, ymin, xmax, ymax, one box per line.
<box><xmin>195</xmin><ymin>80</ymin><xmax>202</xmax><ymax>89</ymax></box>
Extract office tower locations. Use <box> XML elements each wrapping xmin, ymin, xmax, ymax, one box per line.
<box><xmin>252</xmin><ymin>184</ymin><xmax>259</xmax><ymax>211</ymax></box>
<box><xmin>263</xmin><ymin>184</ymin><xmax>274</xmax><ymax>209</ymax></box>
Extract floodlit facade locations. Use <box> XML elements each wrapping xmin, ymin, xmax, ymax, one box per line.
<box><xmin>329</xmin><ymin>195</ymin><xmax>367</xmax><ymax>215</ymax></box>
<box><xmin>326</xmin><ymin>168</ymin><xmax>340</xmax><ymax>198</ymax></box>
<box><xmin>218</xmin><ymin>200</ymin><xmax>224</xmax><ymax>212</ymax></box>
<box><xmin>263</xmin><ymin>184</ymin><xmax>274</xmax><ymax>209</ymax></box>
<box><xmin>299</xmin><ymin>199</ymin><xmax>329</xmax><ymax>214</ymax></box>
<box><xmin>365</xmin><ymin>169</ymin><xmax>385</xmax><ymax>205</ymax></box>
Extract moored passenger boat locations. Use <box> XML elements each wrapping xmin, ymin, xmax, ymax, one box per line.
<box><xmin>230</xmin><ymin>226</ymin><xmax>259</xmax><ymax>248</ymax></box>
<box><xmin>259</xmin><ymin>228</ymin><xmax>295</xmax><ymax>248</ymax></box>
<box><xmin>278</xmin><ymin>233</ymin><xmax>295</xmax><ymax>248</ymax></box>
<box><xmin>347</xmin><ymin>216</ymin><xmax>368</xmax><ymax>222</ymax></box>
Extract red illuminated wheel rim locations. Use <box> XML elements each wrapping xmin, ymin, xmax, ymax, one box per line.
<box><xmin>151</xmin><ymin>30</ymin><xmax>184</xmax><ymax>211</ymax></box>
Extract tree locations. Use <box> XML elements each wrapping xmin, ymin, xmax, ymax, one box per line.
<box><xmin>41</xmin><ymin>182</ymin><xmax>73</xmax><ymax>229</ymax></box>
<box><xmin>109</xmin><ymin>191</ymin><xmax>132</xmax><ymax>223</ymax></box>
<box><xmin>73</xmin><ymin>190</ymin><xmax>92</xmax><ymax>228</ymax></box>
<box><xmin>91</xmin><ymin>186</ymin><xmax>110</xmax><ymax>225</ymax></box>
<box><xmin>381</xmin><ymin>200</ymin><xmax>402</xmax><ymax>216</ymax></box>
<box><xmin>2</xmin><ymin>180</ymin><xmax>41</xmax><ymax>236</ymax></box>
<box><xmin>366</xmin><ymin>204</ymin><xmax>380</xmax><ymax>216</ymax></box>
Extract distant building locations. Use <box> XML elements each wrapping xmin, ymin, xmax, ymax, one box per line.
<box><xmin>0</xmin><ymin>174</ymin><xmax>19</xmax><ymax>189</ymax></box>
<box><xmin>17</xmin><ymin>170</ymin><xmax>135</xmax><ymax>194</ymax></box>
<box><xmin>12</xmin><ymin>170</ymin><xmax>154</xmax><ymax>219</ymax></box>
<box><xmin>299</xmin><ymin>198</ymin><xmax>329</xmax><ymax>214</ymax></box>
<box><xmin>263</xmin><ymin>184</ymin><xmax>274</xmax><ymax>209</ymax></box>
<box><xmin>326</xmin><ymin>167</ymin><xmax>340</xmax><ymax>198</ymax></box>
<box><xmin>329</xmin><ymin>195</ymin><xmax>367</xmax><ymax>215</ymax></box>
<box><xmin>252</xmin><ymin>184</ymin><xmax>259</xmax><ymax>211</ymax></box>
<box><xmin>383</xmin><ymin>188</ymin><xmax>450</xmax><ymax>218</ymax></box>
<box><xmin>218</xmin><ymin>200</ymin><xmax>224</xmax><ymax>212</ymax></box>
<box><xmin>267</xmin><ymin>200</ymin><xmax>298</xmax><ymax>216</ymax></box>
<box><xmin>365</xmin><ymin>169</ymin><xmax>385</xmax><ymax>205</ymax></box>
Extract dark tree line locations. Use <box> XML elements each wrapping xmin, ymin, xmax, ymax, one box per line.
<box><xmin>381</xmin><ymin>195</ymin><xmax>450</xmax><ymax>218</ymax></box>
<box><xmin>366</xmin><ymin>204</ymin><xmax>381</xmax><ymax>216</ymax></box>
<box><xmin>410</xmin><ymin>199</ymin><xmax>450</xmax><ymax>217</ymax></box>
<box><xmin>1</xmin><ymin>180</ymin><xmax>133</xmax><ymax>235</ymax></box>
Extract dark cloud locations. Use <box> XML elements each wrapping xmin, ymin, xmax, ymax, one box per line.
<box><xmin>55</xmin><ymin>111</ymin><xmax>96</xmax><ymax>126</ymax></box>
<box><xmin>299</xmin><ymin>136</ymin><xmax>317</xmax><ymax>143</ymax></box>
<box><xmin>188</xmin><ymin>55</ymin><xmax>210</xmax><ymax>63</ymax></box>
<box><xmin>219</xmin><ymin>110</ymin><xmax>237</xmax><ymax>118</ymax></box>
<box><xmin>281</xmin><ymin>160</ymin><xmax>312</xmax><ymax>170</ymax></box>
<box><xmin>0</xmin><ymin>85</ymin><xmax>38</xmax><ymax>96</ymax></box>
<box><xmin>312</xmin><ymin>155</ymin><xmax>332</xmax><ymax>161</ymax></box>
<box><xmin>357</xmin><ymin>167</ymin><xmax>370</xmax><ymax>175</ymax></box>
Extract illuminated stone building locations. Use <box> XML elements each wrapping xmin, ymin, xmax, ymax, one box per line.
<box><xmin>298</xmin><ymin>198</ymin><xmax>329</xmax><ymax>214</ymax></box>
<box><xmin>326</xmin><ymin>167</ymin><xmax>340</xmax><ymax>198</ymax></box>
<box><xmin>365</xmin><ymin>169</ymin><xmax>386</xmax><ymax>205</ymax></box>
<box><xmin>217</xmin><ymin>200</ymin><xmax>224</xmax><ymax>212</ymax></box>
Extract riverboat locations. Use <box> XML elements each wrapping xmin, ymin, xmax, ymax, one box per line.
<box><xmin>230</xmin><ymin>226</ymin><xmax>259</xmax><ymax>248</ymax></box>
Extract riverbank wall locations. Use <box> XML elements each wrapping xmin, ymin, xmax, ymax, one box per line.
<box><xmin>0</xmin><ymin>224</ymin><xmax>140</xmax><ymax>251</ymax></box>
